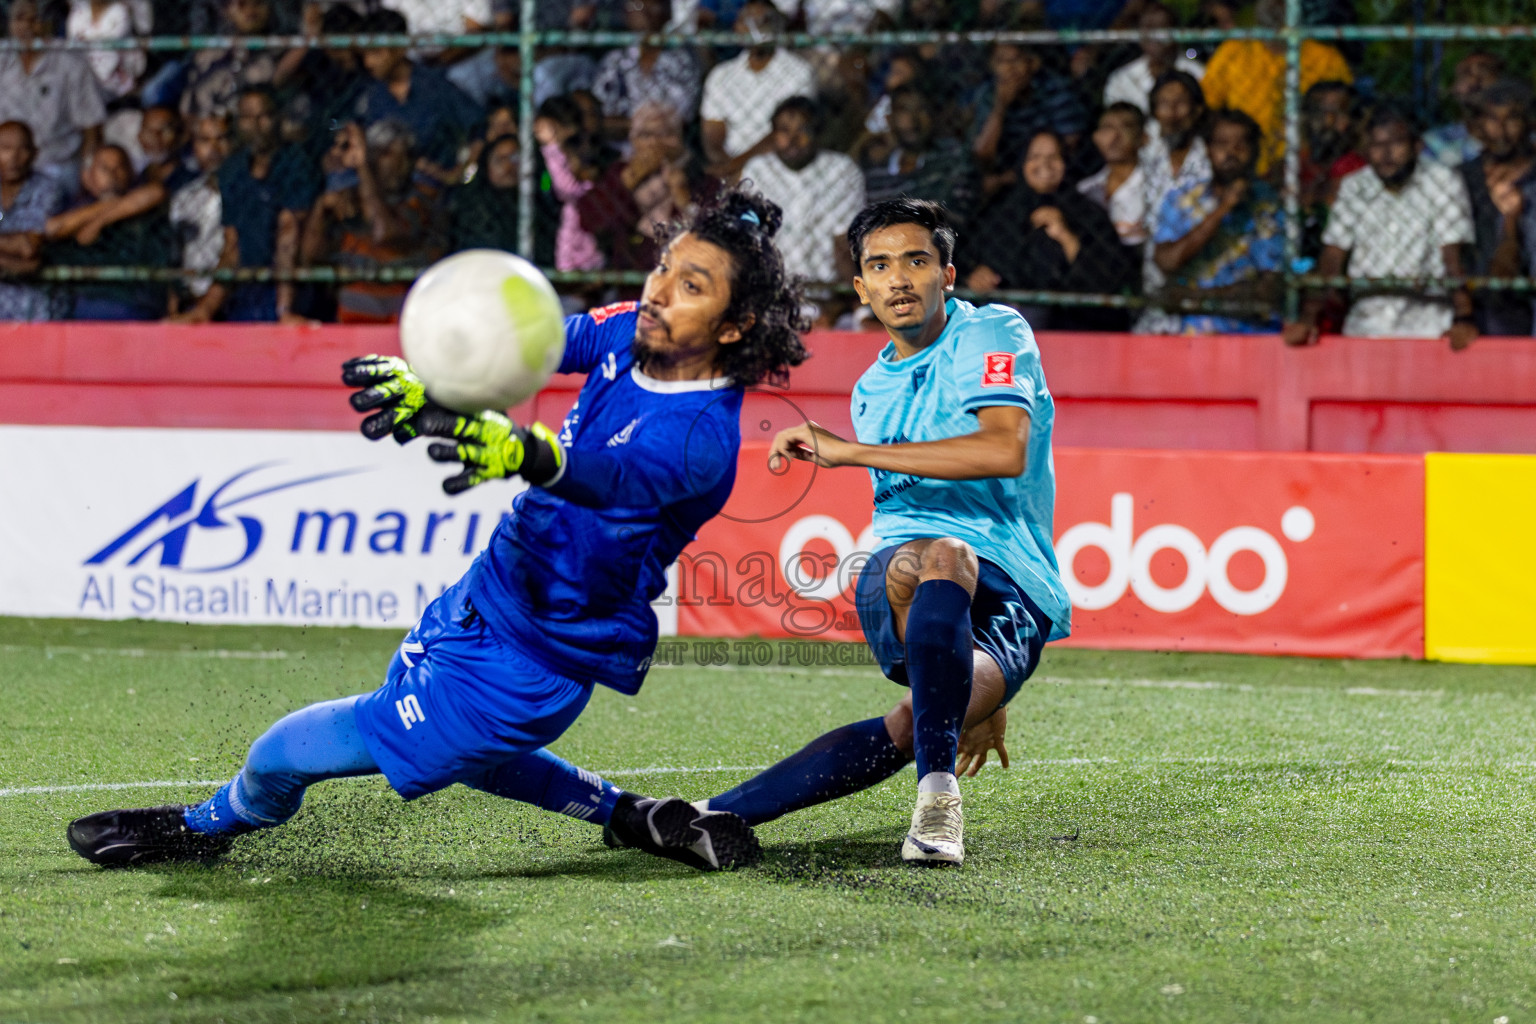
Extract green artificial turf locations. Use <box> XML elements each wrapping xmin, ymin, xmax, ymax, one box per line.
<box><xmin>2</xmin><ymin>616</ymin><xmax>1534</xmax><ymax>1024</ymax></box>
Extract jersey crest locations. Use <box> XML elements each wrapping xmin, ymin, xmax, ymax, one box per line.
<box><xmin>589</xmin><ymin>300</ymin><xmax>639</xmax><ymax>325</ymax></box>
<box><xmin>981</xmin><ymin>352</ymin><xmax>1016</xmax><ymax>388</ymax></box>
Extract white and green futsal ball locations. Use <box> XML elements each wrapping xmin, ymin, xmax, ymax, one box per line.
<box><xmin>399</xmin><ymin>249</ymin><xmax>566</xmax><ymax>413</ymax></box>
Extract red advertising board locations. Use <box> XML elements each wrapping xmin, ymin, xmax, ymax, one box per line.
<box><xmin>679</xmin><ymin>444</ymin><xmax>1425</xmax><ymax>659</ymax></box>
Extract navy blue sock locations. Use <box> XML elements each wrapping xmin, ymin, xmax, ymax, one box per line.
<box><xmin>905</xmin><ymin>579</ymin><xmax>974</xmax><ymax>780</ymax></box>
<box><xmin>464</xmin><ymin>748</ymin><xmax>623</xmax><ymax>825</ymax></box>
<box><xmin>708</xmin><ymin>717</ymin><xmax>912</xmax><ymax>826</ymax></box>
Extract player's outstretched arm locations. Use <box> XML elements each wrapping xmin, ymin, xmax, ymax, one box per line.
<box><xmin>773</xmin><ymin>406</ymin><xmax>1031</xmax><ymax>481</ymax></box>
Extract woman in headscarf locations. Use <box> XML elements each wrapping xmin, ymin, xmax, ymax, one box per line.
<box><xmin>959</xmin><ymin>130</ymin><xmax>1137</xmax><ymax>330</ymax></box>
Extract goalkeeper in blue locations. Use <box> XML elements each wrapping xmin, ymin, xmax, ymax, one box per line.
<box><xmin>651</xmin><ymin>197</ymin><xmax>1070</xmax><ymax>866</ymax></box>
<box><xmin>67</xmin><ymin>188</ymin><xmax>809</xmax><ymax>872</ymax></box>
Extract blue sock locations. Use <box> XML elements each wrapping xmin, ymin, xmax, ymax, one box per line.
<box><xmin>464</xmin><ymin>748</ymin><xmax>623</xmax><ymax>825</ymax></box>
<box><xmin>183</xmin><ymin>695</ymin><xmax>378</xmax><ymax>836</ymax></box>
<box><xmin>905</xmin><ymin>579</ymin><xmax>974</xmax><ymax>780</ymax></box>
<box><xmin>708</xmin><ymin>717</ymin><xmax>912</xmax><ymax>826</ymax></box>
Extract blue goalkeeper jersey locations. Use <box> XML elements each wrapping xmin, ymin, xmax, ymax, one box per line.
<box><xmin>464</xmin><ymin>302</ymin><xmax>742</xmax><ymax>694</ymax></box>
<box><xmin>850</xmin><ymin>297</ymin><xmax>1071</xmax><ymax>640</ymax></box>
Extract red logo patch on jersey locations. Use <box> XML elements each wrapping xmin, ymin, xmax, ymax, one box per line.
<box><xmin>981</xmin><ymin>352</ymin><xmax>1017</xmax><ymax>388</ymax></box>
<box><xmin>588</xmin><ymin>300</ymin><xmax>639</xmax><ymax>324</ymax></box>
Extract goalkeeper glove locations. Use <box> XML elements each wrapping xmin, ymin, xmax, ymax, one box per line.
<box><xmin>415</xmin><ymin>406</ymin><xmax>565</xmax><ymax>495</ymax></box>
<box><xmin>342</xmin><ymin>355</ymin><xmax>428</xmax><ymax>443</ymax></box>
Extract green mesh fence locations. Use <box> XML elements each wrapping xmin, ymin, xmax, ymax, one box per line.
<box><xmin>2</xmin><ymin>0</ymin><xmax>1536</xmax><ymax>336</ymax></box>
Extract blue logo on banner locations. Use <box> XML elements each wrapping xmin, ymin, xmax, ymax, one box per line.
<box><xmin>86</xmin><ymin>463</ymin><xmax>362</xmax><ymax>573</ymax></box>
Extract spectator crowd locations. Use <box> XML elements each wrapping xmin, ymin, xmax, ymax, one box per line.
<box><xmin>0</xmin><ymin>0</ymin><xmax>1529</xmax><ymax>344</ymax></box>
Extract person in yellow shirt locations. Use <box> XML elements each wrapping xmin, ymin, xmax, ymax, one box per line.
<box><xmin>1201</xmin><ymin>0</ymin><xmax>1353</xmax><ymax>174</ymax></box>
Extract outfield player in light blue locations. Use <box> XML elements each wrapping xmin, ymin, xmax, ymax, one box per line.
<box><xmin>67</xmin><ymin>188</ymin><xmax>809</xmax><ymax>873</ymax></box>
<box><xmin>698</xmin><ymin>198</ymin><xmax>1071</xmax><ymax>866</ymax></box>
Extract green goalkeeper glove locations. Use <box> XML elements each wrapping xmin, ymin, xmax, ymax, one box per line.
<box><xmin>342</xmin><ymin>355</ymin><xmax>428</xmax><ymax>442</ymax></box>
<box><xmin>415</xmin><ymin>406</ymin><xmax>565</xmax><ymax>495</ymax></box>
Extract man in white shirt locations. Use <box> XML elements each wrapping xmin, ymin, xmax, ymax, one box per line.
<box><xmin>380</xmin><ymin>0</ymin><xmax>492</xmax><ymax>36</ymax></box>
<box><xmin>0</xmin><ymin>0</ymin><xmax>106</xmax><ymax>191</ymax></box>
<box><xmin>1102</xmin><ymin>2</ymin><xmax>1204</xmax><ymax>143</ymax></box>
<box><xmin>1286</xmin><ymin>106</ymin><xmax>1478</xmax><ymax>348</ymax></box>
<box><xmin>741</xmin><ymin>96</ymin><xmax>863</xmax><ymax>288</ymax></box>
<box><xmin>169</xmin><ymin>113</ymin><xmax>232</xmax><ymax>308</ymax></box>
<box><xmin>701</xmin><ymin>0</ymin><xmax>816</xmax><ymax>179</ymax></box>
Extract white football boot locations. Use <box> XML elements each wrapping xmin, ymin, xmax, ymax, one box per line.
<box><xmin>901</xmin><ymin>773</ymin><xmax>964</xmax><ymax>866</ymax></box>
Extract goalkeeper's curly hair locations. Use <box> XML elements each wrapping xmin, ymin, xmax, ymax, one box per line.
<box><xmin>655</xmin><ymin>186</ymin><xmax>810</xmax><ymax>389</ymax></box>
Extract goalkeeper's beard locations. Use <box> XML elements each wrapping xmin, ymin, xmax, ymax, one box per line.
<box><xmin>632</xmin><ymin>313</ymin><xmax>673</xmax><ymax>374</ymax></box>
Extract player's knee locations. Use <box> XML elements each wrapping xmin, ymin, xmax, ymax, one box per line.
<box><xmin>884</xmin><ymin>701</ymin><xmax>914</xmax><ymax>755</ymax></box>
<box><xmin>919</xmin><ymin>537</ymin><xmax>979</xmax><ymax>590</ymax></box>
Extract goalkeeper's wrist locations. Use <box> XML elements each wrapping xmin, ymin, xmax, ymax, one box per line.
<box><xmin>514</xmin><ymin>422</ymin><xmax>565</xmax><ymax>486</ymax></box>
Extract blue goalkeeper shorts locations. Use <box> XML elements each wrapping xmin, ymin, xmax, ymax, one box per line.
<box><xmin>353</xmin><ymin>577</ymin><xmax>593</xmax><ymax>801</ymax></box>
<box><xmin>855</xmin><ymin>543</ymin><xmax>1052</xmax><ymax>706</ymax></box>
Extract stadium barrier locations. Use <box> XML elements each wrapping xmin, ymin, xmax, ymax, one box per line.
<box><xmin>2</xmin><ymin>324</ymin><xmax>1533</xmax><ymax>663</ymax></box>
<box><xmin>6</xmin><ymin>322</ymin><xmax>1536</xmax><ymax>452</ymax></box>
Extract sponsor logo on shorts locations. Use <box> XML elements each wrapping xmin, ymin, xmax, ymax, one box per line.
<box><xmin>981</xmin><ymin>352</ymin><xmax>1016</xmax><ymax>388</ymax></box>
<box><xmin>396</xmin><ymin>693</ymin><xmax>426</xmax><ymax>731</ymax></box>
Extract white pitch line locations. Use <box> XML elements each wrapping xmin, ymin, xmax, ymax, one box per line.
<box><xmin>0</xmin><ymin>644</ymin><xmax>289</xmax><ymax>660</ymax></box>
<box><xmin>1033</xmin><ymin>675</ymin><xmax>1449</xmax><ymax>699</ymax></box>
<box><xmin>8</xmin><ymin>757</ymin><xmax>1536</xmax><ymax>799</ymax></box>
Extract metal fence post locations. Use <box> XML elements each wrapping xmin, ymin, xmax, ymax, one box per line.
<box><xmin>516</xmin><ymin>0</ymin><xmax>537</xmax><ymax>261</ymax></box>
<box><xmin>1282</xmin><ymin>0</ymin><xmax>1303</xmax><ymax>324</ymax></box>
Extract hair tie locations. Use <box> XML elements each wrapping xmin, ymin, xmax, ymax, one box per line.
<box><xmin>740</xmin><ymin>210</ymin><xmax>761</xmax><ymax>227</ymax></box>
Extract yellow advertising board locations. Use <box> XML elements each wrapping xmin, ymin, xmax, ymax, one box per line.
<box><xmin>1425</xmin><ymin>453</ymin><xmax>1536</xmax><ymax>664</ymax></box>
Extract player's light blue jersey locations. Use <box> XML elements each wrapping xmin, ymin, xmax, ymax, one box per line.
<box><xmin>465</xmin><ymin>302</ymin><xmax>743</xmax><ymax>695</ymax></box>
<box><xmin>850</xmin><ymin>297</ymin><xmax>1071</xmax><ymax>639</ymax></box>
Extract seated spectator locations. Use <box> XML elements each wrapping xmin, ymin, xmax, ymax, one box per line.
<box><xmin>1297</xmin><ymin>80</ymin><xmax>1365</xmax><ymax>272</ymax></box>
<box><xmin>51</xmin><ymin>145</ymin><xmax>172</xmax><ymax>321</ymax></box>
<box><xmin>67</xmin><ymin>0</ymin><xmax>149</xmax><ymax>101</ymax></box>
<box><xmin>0</xmin><ymin>121</ymin><xmax>65</xmax><ymax>321</ymax></box>
<box><xmin>860</xmin><ymin>85</ymin><xmax>979</xmax><ymax>228</ymax></box>
<box><xmin>700</xmin><ymin>1</ymin><xmax>817</xmax><ymax>180</ymax></box>
<box><xmin>137</xmin><ymin>106</ymin><xmax>200</xmax><ymax>191</ymax></box>
<box><xmin>862</xmin><ymin>50</ymin><xmax>924</xmax><ymax>136</ymax></box>
<box><xmin>1459</xmin><ymin>80</ymin><xmax>1536</xmax><ymax>336</ymax></box>
<box><xmin>450</xmin><ymin>45</ymin><xmax>522</xmax><ymax>112</ymax></box>
<box><xmin>1300</xmin><ymin>81</ymin><xmax>1365</xmax><ymax>204</ymax></box>
<box><xmin>168</xmin><ymin>113</ymin><xmax>233</xmax><ymax>315</ymax></box>
<box><xmin>1200</xmin><ymin>0</ymin><xmax>1352</xmax><ymax>175</ymax></box>
<box><xmin>1135</xmin><ymin>69</ymin><xmax>1211</xmax><ymax>333</ymax></box>
<box><xmin>593</xmin><ymin>0</ymin><xmax>701</xmax><ymax>138</ymax></box>
<box><xmin>1102</xmin><ymin>1</ymin><xmax>1204</xmax><ymax>137</ymax></box>
<box><xmin>287</xmin><ymin>3</ymin><xmax>373</xmax><ymax>169</ymax></box>
<box><xmin>380</xmin><ymin>0</ymin><xmax>494</xmax><ymax>59</ymax></box>
<box><xmin>1286</xmin><ymin>106</ymin><xmax>1476</xmax><ymax>349</ymax></box>
<box><xmin>578</xmin><ymin>102</ymin><xmax>720</xmax><ymax>273</ymax></box>
<box><xmin>741</xmin><ymin>96</ymin><xmax>864</xmax><ymax>290</ymax></box>
<box><xmin>356</xmin><ymin>9</ymin><xmax>486</xmax><ymax>173</ymax></box>
<box><xmin>1424</xmin><ymin>52</ymin><xmax>1504</xmax><ymax>169</ymax></box>
<box><xmin>1077</xmin><ymin>102</ymin><xmax>1148</xmax><ymax>247</ymax></box>
<box><xmin>302</xmin><ymin>121</ymin><xmax>446</xmax><ymax>324</ymax></box>
<box><xmin>448</xmin><ymin>134</ymin><xmax>556</xmax><ymax>267</ymax></box>
<box><xmin>960</xmin><ymin>130</ymin><xmax>1136</xmax><ymax>331</ymax></box>
<box><xmin>0</xmin><ymin>0</ymin><xmax>107</xmax><ymax>192</ymax></box>
<box><xmin>1151</xmin><ymin>109</ymin><xmax>1283</xmax><ymax>335</ymax></box>
<box><xmin>535</xmin><ymin>95</ymin><xmax>607</xmax><ymax>273</ymax></box>
<box><xmin>793</xmin><ymin>0</ymin><xmax>901</xmax><ymax>33</ymax></box>
<box><xmin>522</xmin><ymin>1</ymin><xmax>619</xmax><ymax>109</ymax></box>
<box><xmin>968</xmin><ymin>43</ymin><xmax>1090</xmax><ymax>197</ymax></box>
<box><xmin>181</xmin><ymin>0</ymin><xmax>307</xmax><ymax>119</ymax></box>
<box><xmin>174</xmin><ymin>85</ymin><xmax>319</xmax><ymax>323</ymax></box>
